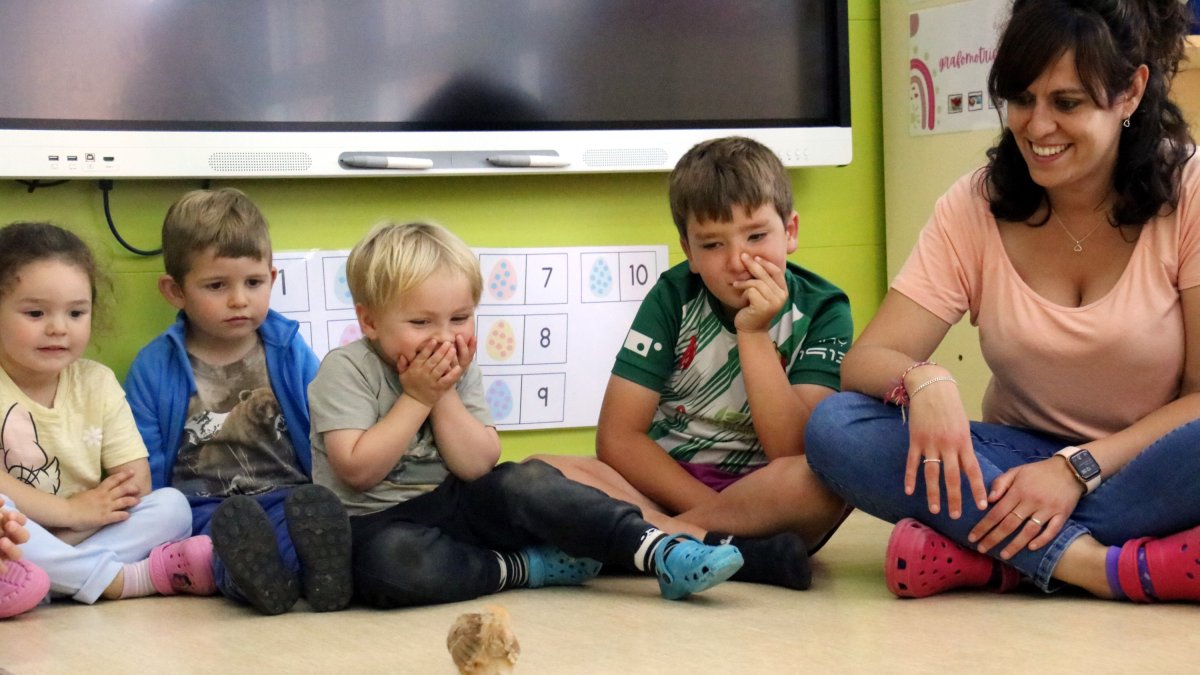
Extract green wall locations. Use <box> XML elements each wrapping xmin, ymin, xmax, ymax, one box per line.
<box><xmin>0</xmin><ymin>2</ymin><xmax>883</xmax><ymax>460</ymax></box>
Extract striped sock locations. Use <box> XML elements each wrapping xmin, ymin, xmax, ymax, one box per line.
<box><xmin>494</xmin><ymin>551</ymin><xmax>529</xmax><ymax>591</ymax></box>
<box><xmin>633</xmin><ymin>529</ymin><xmax>670</xmax><ymax>575</ymax></box>
<box><xmin>119</xmin><ymin>560</ymin><xmax>157</xmax><ymax>598</ymax></box>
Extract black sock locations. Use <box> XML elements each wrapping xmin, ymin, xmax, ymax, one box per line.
<box><xmin>706</xmin><ymin>532</ymin><xmax>812</xmax><ymax>590</ymax></box>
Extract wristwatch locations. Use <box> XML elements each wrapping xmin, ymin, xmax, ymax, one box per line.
<box><xmin>1055</xmin><ymin>446</ymin><xmax>1102</xmax><ymax>495</ymax></box>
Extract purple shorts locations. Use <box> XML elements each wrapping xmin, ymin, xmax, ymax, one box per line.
<box><xmin>678</xmin><ymin>461</ymin><xmax>758</xmax><ymax>492</ymax></box>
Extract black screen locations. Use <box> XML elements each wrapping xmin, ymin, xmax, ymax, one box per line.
<box><xmin>0</xmin><ymin>0</ymin><xmax>847</xmax><ymax>132</ymax></box>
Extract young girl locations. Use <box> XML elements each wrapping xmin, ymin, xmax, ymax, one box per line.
<box><xmin>0</xmin><ymin>221</ymin><xmax>215</xmax><ymax>609</ymax></box>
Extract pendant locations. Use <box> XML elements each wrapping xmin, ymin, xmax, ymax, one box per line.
<box><xmin>1073</xmin><ymin>243</ymin><xmax>1083</xmax><ymax>253</ymax></box>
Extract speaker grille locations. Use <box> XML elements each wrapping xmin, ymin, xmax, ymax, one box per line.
<box><xmin>207</xmin><ymin>152</ymin><xmax>313</xmax><ymax>173</ymax></box>
<box><xmin>582</xmin><ymin>148</ymin><xmax>669</xmax><ymax>168</ymax></box>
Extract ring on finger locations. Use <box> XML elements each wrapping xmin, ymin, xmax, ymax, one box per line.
<box><xmin>1008</xmin><ymin>511</ymin><xmax>1026</xmax><ymax>520</ymax></box>
<box><xmin>1029</xmin><ymin>516</ymin><xmax>1045</xmax><ymax>527</ymax></box>
<box><xmin>922</xmin><ymin>458</ymin><xmax>942</xmax><ymax>465</ymax></box>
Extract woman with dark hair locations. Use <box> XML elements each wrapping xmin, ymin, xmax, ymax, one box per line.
<box><xmin>806</xmin><ymin>0</ymin><xmax>1200</xmax><ymax>602</ymax></box>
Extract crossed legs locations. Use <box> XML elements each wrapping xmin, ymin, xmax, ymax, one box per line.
<box><xmin>531</xmin><ymin>454</ymin><xmax>846</xmax><ymax>546</ymax></box>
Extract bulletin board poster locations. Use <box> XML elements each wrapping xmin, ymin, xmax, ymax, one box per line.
<box><xmin>908</xmin><ymin>0</ymin><xmax>1008</xmax><ymax>136</ymax></box>
<box><xmin>271</xmin><ymin>245</ymin><xmax>669</xmax><ymax>430</ymax></box>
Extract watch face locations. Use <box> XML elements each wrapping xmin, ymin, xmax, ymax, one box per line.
<box><xmin>1070</xmin><ymin>450</ymin><xmax>1102</xmax><ymax>480</ymax></box>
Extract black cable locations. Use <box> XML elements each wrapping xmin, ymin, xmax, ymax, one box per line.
<box><xmin>16</xmin><ymin>179</ymin><xmax>70</xmax><ymax>193</ymax></box>
<box><xmin>99</xmin><ymin>179</ymin><xmax>162</xmax><ymax>256</ymax></box>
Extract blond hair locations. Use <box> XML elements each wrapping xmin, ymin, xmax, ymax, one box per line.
<box><xmin>162</xmin><ymin>188</ymin><xmax>271</xmax><ymax>281</ymax></box>
<box><xmin>346</xmin><ymin>221</ymin><xmax>481</xmax><ymax>311</ymax></box>
<box><xmin>668</xmin><ymin>136</ymin><xmax>794</xmax><ymax>239</ymax></box>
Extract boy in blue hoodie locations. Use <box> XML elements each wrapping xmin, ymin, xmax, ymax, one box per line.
<box><xmin>126</xmin><ymin>188</ymin><xmax>351</xmax><ymax>615</ymax></box>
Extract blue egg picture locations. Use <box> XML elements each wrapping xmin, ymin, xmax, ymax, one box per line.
<box><xmin>334</xmin><ymin>264</ymin><xmax>353</xmax><ymax>304</ymax></box>
<box><xmin>589</xmin><ymin>258</ymin><xmax>613</xmax><ymax>297</ymax></box>
<box><xmin>485</xmin><ymin>379</ymin><xmax>515</xmax><ymax>421</ymax></box>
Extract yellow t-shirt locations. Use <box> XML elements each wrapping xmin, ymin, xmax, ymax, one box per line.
<box><xmin>1</xmin><ymin>359</ymin><xmax>148</xmax><ymax>498</ymax></box>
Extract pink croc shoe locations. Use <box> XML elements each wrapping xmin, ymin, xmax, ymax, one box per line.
<box><xmin>1</xmin><ymin>559</ymin><xmax>50</xmax><ymax>619</ymax></box>
<box><xmin>885</xmin><ymin>518</ymin><xmax>1021</xmax><ymax>598</ymax></box>
<box><xmin>1117</xmin><ymin>524</ymin><xmax>1200</xmax><ymax>602</ymax></box>
<box><xmin>149</xmin><ymin>535</ymin><xmax>216</xmax><ymax>596</ymax></box>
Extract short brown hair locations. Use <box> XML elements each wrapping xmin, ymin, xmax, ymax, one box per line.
<box><xmin>668</xmin><ymin>136</ymin><xmax>794</xmax><ymax>239</ymax></box>
<box><xmin>161</xmin><ymin>188</ymin><xmax>271</xmax><ymax>281</ymax></box>
<box><xmin>346</xmin><ymin>221</ymin><xmax>482</xmax><ymax>312</ymax></box>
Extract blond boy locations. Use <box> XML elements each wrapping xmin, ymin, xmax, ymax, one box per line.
<box><xmin>308</xmin><ymin>220</ymin><xmax>745</xmax><ymax>607</ymax></box>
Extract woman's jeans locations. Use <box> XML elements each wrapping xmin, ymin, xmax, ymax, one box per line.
<box><xmin>805</xmin><ymin>392</ymin><xmax>1200</xmax><ymax>591</ymax></box>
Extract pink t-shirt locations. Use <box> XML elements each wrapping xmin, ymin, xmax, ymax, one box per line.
<box><xmin>893</xmin><ymin>159</ymin><xmax>1200</xmax><ymax>442</ymax></box>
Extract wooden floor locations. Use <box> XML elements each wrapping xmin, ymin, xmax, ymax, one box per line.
<box><xmin>3</xmin><ymin>512</ymin><xmax>1195</xmax><ymax>674</ymax></box>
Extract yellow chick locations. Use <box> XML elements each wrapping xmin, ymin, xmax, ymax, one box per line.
<box><xmin>447</xmin><ymin>604</ymin><xmax>521</xmax><ymax>674</ymax></box>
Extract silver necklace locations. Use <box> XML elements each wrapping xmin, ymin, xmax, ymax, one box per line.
<box><xmin>1051</xmin><ymin>210</ymin><xmax>1106</xmax><ymax>253</ymax></box>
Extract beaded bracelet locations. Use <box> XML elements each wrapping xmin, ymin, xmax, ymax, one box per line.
<box><xmin>884</xmin><ymin>360</ymin><xmax>937</xmax><ymax>407</ymax></box>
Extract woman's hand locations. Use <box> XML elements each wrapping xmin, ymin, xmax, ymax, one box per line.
<box><xmin>904</xmin><ymin>378</ymin><xmax>988</xmax><ymax>519</ymax></box>
<box><xmin>967</xmin><ymin>456</ymin><xmax>1083</xmax><ymax>559</ymax></box>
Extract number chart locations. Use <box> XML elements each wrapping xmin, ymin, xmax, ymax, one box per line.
<box><xmin>271</xmin><ymin>245</ymin><xmax>668</xmax><ymax>430</ymax></box>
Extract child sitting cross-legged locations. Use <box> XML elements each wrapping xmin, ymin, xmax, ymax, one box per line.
<box><xmin>126</xmin><ymin>189</ymin><xmax>352</xmax><ymax>615</ymax></box>
<box><xmin>534</xmin><ymin>137</ymin><xmax>854</xmax><ymax>590</ymax></box>
<box><xmin>309</xmin><ymin>220</ymin><xmax>744</xmax><ymax>607</ymax></box>
<box><xmin>0</xmin><ymin>222</ymin><xmax>214</xmax><ymax>611</ymax></box>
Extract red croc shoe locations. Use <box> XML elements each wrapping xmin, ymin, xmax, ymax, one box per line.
<box><xmin>885</xmin><ymin>518</ymin><xmax>1021</xmax><ymax>598</ymax></box>
<box><xmin>1117</xmin><ymin>524</ymin><xmax>1200</xmax><ymax>602</ymax></box>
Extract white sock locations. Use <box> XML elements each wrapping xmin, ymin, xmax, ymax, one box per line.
<box><xmin>119</xmin><ymin>560</ymin><xmax>157</xmax><ymax>598</ymax></box>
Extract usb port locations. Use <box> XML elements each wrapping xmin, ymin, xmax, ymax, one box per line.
<box><xmin>66</xmin><ymin>155</ymin><xmax>78</xmax><ymax>161</ymax></box>
<box><xmin>48</xmin><ymin>155</ymin><xmax>60</xmax><ymax>161</ymax></box>
<box><xmin>85</xmin><ymin>153</ymin><xmax>95</xmax><ymax>162</ymax></box>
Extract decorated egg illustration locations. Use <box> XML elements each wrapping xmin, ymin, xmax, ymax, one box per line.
<box><xmin>487</xmin><ymin>259</ymin><xmax>520</xmax><ymax>301</ymax></box>
<box><xmin>589</xmin><ymin>258</ymin><xmax>613</xmax><ymax>297</ymax></box>
<box><xmin>338</xmin><ymin>323</ymin><xmax>362</xmax><ymax>346</ymax></box>
<box><xmin>334</xmin><ymin>263</ymin><xmax>353</xmax><ymax>304</ymax></box>
<box><xmin>485</xmin><ymin>379</ymin><xmax>515</xmax><ymax>421</ymax></box>
<box><xmin>485</xmin><ymin>319</ymin><xmax>517</xmax><ymax>361</ymax></box>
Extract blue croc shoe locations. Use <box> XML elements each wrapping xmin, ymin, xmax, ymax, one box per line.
<box><xmin>524</xmin><ymin>545</ymin><xmax>603</xmax><ymax>588</ymax></box>
<box><xmin>655</xmin><ymin>534</ymin><xmax>744</xmax><ymax>600</ymax></box>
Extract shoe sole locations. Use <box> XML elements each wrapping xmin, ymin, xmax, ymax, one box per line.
<box><xmin>285</xmin><ymin>485</ymin><xmax>353</xmax><ymax>612</ymax></box>
<box><xmin>211</xmin><ymin>497</ymin><xmax>299</xmax><ymax>615</ymax></box>
<box><xmin>0</xmin><ymin>560</ymin><xmax>50</xmax><ymax>618</ymax></box>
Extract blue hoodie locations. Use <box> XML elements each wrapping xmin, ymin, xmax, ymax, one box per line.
<box><xmin>125</xmin><ymin>309</ymin><xmax>319</xmax><ymax>490</ymax></box>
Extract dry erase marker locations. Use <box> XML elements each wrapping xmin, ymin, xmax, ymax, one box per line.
<box><xmin>341</xmin><ymin>154</ymin><xmax>434</xmax><ymax>170</ymax></box>
<box><xmin>487</xmin><ymin>154</ymin><xmax>571</xmax><ymax>168</ymax></box>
